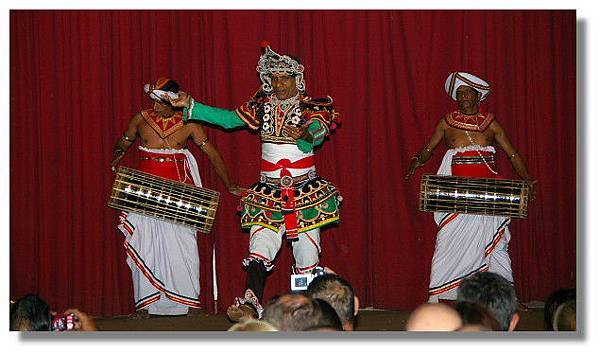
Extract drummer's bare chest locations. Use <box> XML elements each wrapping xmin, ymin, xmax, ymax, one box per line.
<box><xmin>138</xmin><ymin>121</ymin><xmax>190</xmax><ymax>148</ymax></box>
<box><xmin>445</xmin><ymin>126</ymin><xmax>495</xmax><ymax>148</ymax></box>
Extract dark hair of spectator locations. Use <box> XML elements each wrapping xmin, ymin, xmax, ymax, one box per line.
<box><xmin>544</xmin><ymin>288</ymin><xmax>576</xmax><ymax>331</ymax></box>
<box><xmin>306</xmin><ymin>298</ymin><xmax>343</xmax><ymax>331</ymax></box>
<box><xmin>307</xmin><ymin>274</ymin><xmax>355</xmax><ymax>324</ymax></box>
<box><xmin>457</xmin><ymin>272</ymin><xmax>517</xmax><ymax>330</ymax></box>
<box><xmin>455</xmin><ymin>301</ymin><xmax>500</xmax><ymax>331</ymax></box>
<box><xmin>262</xmin><ymin>293</ymin><xmax>342</xmax><ymax>331</ymax></box>
<box><xmin>10</xmin><ymin>294</ymin><xmax>52</xmax><ymax>331</ymax></box>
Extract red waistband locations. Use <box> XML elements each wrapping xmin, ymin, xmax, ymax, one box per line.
<box><xmin>260</xmin><ymin>156</ymin><xmax>315</xmax><ymax>172</ymax></box>
<box><xmin>138</xmin><ymin>150</ymin><xmax>193</xmax><ymax>184</ymax></box>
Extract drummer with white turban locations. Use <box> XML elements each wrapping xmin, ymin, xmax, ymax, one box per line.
<box><xmin>405</xmin><ymin>71</ymin><xmax>535</xmax><ymax>302</ymax></box>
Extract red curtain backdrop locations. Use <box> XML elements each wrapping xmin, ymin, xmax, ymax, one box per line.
<box><xmin>10</xmin><ymin>10</ymin><xmax>576</xmax><ymax>316</ymax></box>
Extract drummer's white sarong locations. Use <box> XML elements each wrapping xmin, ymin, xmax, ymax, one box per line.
<box><xmin>118</xmin><ymin>147</ymin><xmax>203</xmax><ymax>315</ymax></box>
<box><xmin>427</xmin><ymin>145</ymin><xmax>514</xmax><ymax>302</ymax></box>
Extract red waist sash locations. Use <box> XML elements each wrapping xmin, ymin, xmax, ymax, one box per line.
<box><xmin>260</xmin><ymin>156</ymin><xmax>315</xmax><ymax>178</ymax></box>
<box><xmin>138</xmin><ymin>150</ymin><xmax>194</xmax><ymax>185</ymax></box>
<box><xmin>451</xmin><ymin>151</ymin><xmax>501</xmax><ymax>178</ymax></box>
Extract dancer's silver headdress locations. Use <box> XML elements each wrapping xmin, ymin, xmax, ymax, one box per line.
<box><xmin>256</xmin><ymin>41</ymin><xmax>305</xmax><ymax>94</ymax></box>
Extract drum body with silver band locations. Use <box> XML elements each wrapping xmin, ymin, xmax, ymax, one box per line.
<box><xmin>108</xmin><ymin>166</ymin><xmax>220</xmax><ymax>233</ymax></box>
<box><xmin>419</xmin><ymin>174</ymin><xmax>530</xmax><ymax>218</ymax></box>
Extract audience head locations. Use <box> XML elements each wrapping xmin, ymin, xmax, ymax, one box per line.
<box><xmin>228</xmin><ymin>319</ymin><xmax>278</xmax><ymax>332</ymax></box>
<box><xmin>544</xmin><ymin>288</ymin><xmax>576</xmax><ymax>331</ymax></box>
<box><xmin>455</xmin><ymin>301</ymin><xmax>500</xmax><ymax>331</ymax></box>
<box><xmin>262</xmin><ymin>293</ymin><xmax>343</xmax><ymax>331</ymax></box>
<box><xmin>305</xmin><ymin>298</ymin><xmax>344</xmax><ymax>331</ymax></box>
<box><xmin>552</xmin><ymin>300</ymin><xmax>576</xmax><ymax>331</ymax></box>
<box><xmin>307</xmin><ymin>274</ymin><xmax>358</xmax><ymax>330</ymax></box>
<box><xmin>457</xmin><ymin>272</ymin><xmax>519</xmax><ymax>331</ymax></box>
<box><xmin>405</xmin><ymin>303</ymin><xmax>462</xmax><ymax>331</ymax></box>
<box><xmin>10</xmin><ymin>294</ymin><xmax>52</xmax><ymax>331</ymax></box>
<box><xmin>10</xmin><ymin>294</ymin><xmax>97</xmax><ymax>332</ymax></box>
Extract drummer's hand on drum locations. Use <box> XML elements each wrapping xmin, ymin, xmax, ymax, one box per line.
<box><xmin>163</xmin><ymin>91</ymin><xmax>191</xmax><ymax>108</ymax></box>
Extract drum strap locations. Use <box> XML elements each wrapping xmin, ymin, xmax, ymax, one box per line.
<box><xmin>158</xmin><ymin>135</ymin><xmax>193</xmax><ymax>184</ymax></box>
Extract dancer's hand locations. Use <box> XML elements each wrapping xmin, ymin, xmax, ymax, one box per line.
<box><xmin>165</xmin><ymin>91</ymin><xmax>192</xmax><ymax>108</ymax></box>
<box><xmin>284</xmin><ymin>122</ymin><xmax>310</xmax><ymax>140</ymax></box>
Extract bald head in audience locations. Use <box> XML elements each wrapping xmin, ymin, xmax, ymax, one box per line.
<box><xmin>405</xmin><ymin>303</ymin><xmax>462</xmax><ymax>331</ymax></box>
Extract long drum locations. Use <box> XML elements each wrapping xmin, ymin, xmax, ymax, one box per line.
<box><xmin>419</xmin><ymin>174</ymin><xmax>530</xmax><ymax>218</ymax></box>
<box><xmin>108</xmin><ymin>166</ymin><xmax>220</xmax><ymax>233</ymax></box>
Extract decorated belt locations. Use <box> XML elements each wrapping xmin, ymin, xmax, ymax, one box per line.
<box><xmin>452</xmin><ymin>155</ymin><xmax>495</xmax><ymax>165</ymax></box>
<box><xmin>140</xmin><ymin>156</ymin><xmax>185</xmax><ymax>163</ymax></box>
<box><xmin>260</xmin><ymin>170</ymin><xmax>316</xmax><ymax>187</ymax></box>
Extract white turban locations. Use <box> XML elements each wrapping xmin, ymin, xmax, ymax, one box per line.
<box><xmin>444</xmin><ymin>72</ymin><xmax>491</xmax><ymax>102</ymax></box>
<box><xmin>143</xmin><ymin>77</ymin><xmax>179</xmax><ymax>102</ymax></box>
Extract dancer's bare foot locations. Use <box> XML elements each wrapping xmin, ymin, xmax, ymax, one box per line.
<box><xmin>226</xmin><ymin>304</ymin><xmax>258</xmax><ymax>323</ymax></box>
<box><xmin>130</xmin><ymin>309</ymin><xmax>150</xmax><ymax>319</ymax></box>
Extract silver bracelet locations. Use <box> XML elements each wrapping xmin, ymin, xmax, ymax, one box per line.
<box><xmin>198</xmin><ymin>137</ymin><xmax>209</xmax><ymax>151</ymax></box>
<box><xmin>122</xmin><ymin>133</ymin><xmax>135</xmax><ymax>142</ymax></box>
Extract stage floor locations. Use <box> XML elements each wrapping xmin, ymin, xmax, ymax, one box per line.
<box><xmin>93</xmin><ymin>306</ymin><xmax>545</xmax><ymax>331</ymax></box>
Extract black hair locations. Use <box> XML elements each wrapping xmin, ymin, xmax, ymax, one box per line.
<box><xmin>158</xmin><ymin>79</ymin><xmax>179</xmax><ymax>93</ymax></box>
<box><xmin>544</xmin><ymin>288</ymin><xmax>576</xmax><ymax>331</ymax></box>
<box><xmin>455</xmin><ymin>301</ymin><xmax>500</xmax><ymax>330</ymax></box>
<box><xmin>10</xmin><ymin>294</ymin><xmax>52</xmax><ymax>331</ymax></box>
<box><xmin>308</xmin><ymin>298</ymin><xmax>343</xmax><ymax>331</ymax></box>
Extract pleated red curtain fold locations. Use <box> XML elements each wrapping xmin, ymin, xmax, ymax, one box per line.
<box><xmin>10</xmin><ymin>10</ymin><xmax>576</xmax><ymax>316</ymax></box>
